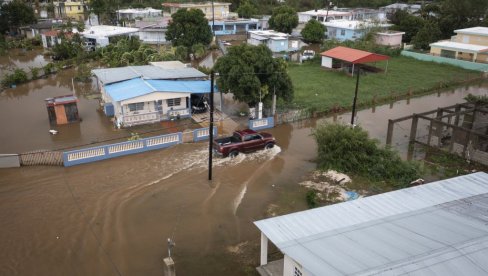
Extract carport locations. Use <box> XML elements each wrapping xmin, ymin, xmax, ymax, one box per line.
<box><xmin>320</xmin><ymin>46</ymin><xmax>390</xmax><ymax>76</ymax></box>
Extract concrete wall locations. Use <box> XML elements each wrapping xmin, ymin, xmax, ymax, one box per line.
<box><xmin>454</xmin><ymin>34</ymin><xmax>488</xmax><ymax>46</ymax></box>
<box><xmin>321</xmin><ymin>56</ymin><xmax>332</xmax><ymax>68</ymax></box>
<box><xmin>0</xmin><ymin>154</ymin><xmax>20</xmax><ymax>168</ymax></box>
<box><xmin>283</xmin><ymin>255</ymin><xmax>310</xmax><ymax>276</ymax></box>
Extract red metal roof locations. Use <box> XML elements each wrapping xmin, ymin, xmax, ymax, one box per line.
<box><xmin>320</xmin><ymin>46</ymin><xmax>390</xmax><ymax>64</ymax></box>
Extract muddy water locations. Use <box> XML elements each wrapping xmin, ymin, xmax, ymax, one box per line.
<box><xmin>0</xmin><ymin>76</ymin><xmax>486</xmax><ymax>275</ymax></box>
<box><xmin>0</xmin><ymin>49</ymin><xmax>50</xmax><ymax>76</ymax></box>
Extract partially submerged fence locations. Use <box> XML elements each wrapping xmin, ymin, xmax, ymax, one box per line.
<box><xmin>249</xmin><ymin>117</ymin><xmax>274</xmax><ymax>131</ymax></box>
<box><xmin>386</xmin><ymin>103</ymin><xmax>488</xmax><ymax>165</ymax></box>
<box><xmin>20</xmin><ymin>150</ymin><xmax>63</xmax><ymax>166</ymax></box>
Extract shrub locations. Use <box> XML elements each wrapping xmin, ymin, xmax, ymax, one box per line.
<box><xmin>175</xmin><ymin>46</ymin><xmax>188</xmax><ymax>61</ymax></box>
<box><xmin>312</xmin><ymin>123</ymin><xmax>421</xmax><ymax>188</ymax></box>
<box><xmin>29</xmin><ymin>67</ymin><xmax>40</xmax><ymax>79</ymax></box>
<box><xmin>1</xmin><ymin>69</ymin><xmax>28</xmax><ymax>87</ymax></box>
<box><xmin>306</xmin><ymin>190</ymin><xmax>318</xmax><ymax>208</ymax></box>
<box><xmin>44</xmin><ymin>62</ymin><xmax>55</xmax><ymax>74</ymax></box>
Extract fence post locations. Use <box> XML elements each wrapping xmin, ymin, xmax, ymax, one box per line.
<box><xmin>409</xmin><ymin>114</ymin><xmax>418</xmax><ymax>144</ymax></box>
<box><xmin>386</xmin><ymin>119</ymin><xmax>394</xmax><ymax>146</ymax></box>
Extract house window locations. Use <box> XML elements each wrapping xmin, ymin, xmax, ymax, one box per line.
<box><xmin>69</xmin><ymin>6</ymin><xmax>72</xmax><ymax>11</ymax></box>
<box><xmin>167</xmin><ymin>98</ymin><xmax>181</xmax><ymax>107</ymax></box>
<box><xmin>78</xmin><ymin>5</ymin><xmax>81</xmax><ymax>10</ymax></box>
<box><xmin>294</xmin><ymin>267</ymin><xmax>303</xmax><ymax>276</ymax></box>
<box><xmin>341</xmin><ymin>29</ymin><xmax>346</xmax><ymax>36</ymax></box>
<box><xmin>128</xmin><ymin>102</ymin><xmax>144</xmax><ymax>112</ymax></box>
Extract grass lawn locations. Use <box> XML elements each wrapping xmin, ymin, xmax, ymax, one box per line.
<box><xmin>287</xmin><ymin>56</ymin><xmax>481</xmax><ymax>112</ymax></box>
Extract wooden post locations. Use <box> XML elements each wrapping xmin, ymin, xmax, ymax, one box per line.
<box><xmin>386</xmin><ymin>119</ymin><xmax>394</xmax><ymax>145</ymax></box>
<box><xmin>409</xmin><ymin>114</ymin><xmax>418</xmax><ymax>143</ymax></box>
<box><xmin>436</xmin><ymin>108</ymin><xmax>443</xmax><ymax>146</ymax></box>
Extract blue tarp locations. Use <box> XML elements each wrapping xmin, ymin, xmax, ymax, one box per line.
<box><xmin>105</xmin><ymin>78</ymin><xmax>215</xmax><ymax>102</ymax></box>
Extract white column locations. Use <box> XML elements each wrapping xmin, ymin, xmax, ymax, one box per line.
<box><xmin>473</xmin><ymin>52</ymin><xmax>478</xmax><ymax>62</ymax></box>
<box><xmin>260</xmin><ymin>232</ymin><xmax>268</xmax><ymax>266</ymax></box>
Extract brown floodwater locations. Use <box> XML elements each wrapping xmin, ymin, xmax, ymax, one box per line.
<box><xmin>0</xmin><ymin>49</ymin><xmax>50</xmax><ymax>76</ymax></box>
<box><xmin>0</xmin><ymin>60</ymin><xmax>487</xmax><ymax>275</ymax></box>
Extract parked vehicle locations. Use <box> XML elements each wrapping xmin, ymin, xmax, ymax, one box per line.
<box><xmin>213</xmin><ymin>129</ymin><xmax>276</xmax><ymax>158</ymax></box>
<box><xmin>301</xmin><ymin>50</ymin><xmax>316</xmax><ymax>62</ymax></box>
<box><xmin>191</xmin><ymin>94</ymin><xmax>208</xmax><ymax>114</ymax></box>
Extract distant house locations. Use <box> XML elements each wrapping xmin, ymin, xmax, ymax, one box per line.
<box><xmin>19</xmin><ymin>19</ymin><xmax>64</xmax><ymax>38</ymax></box>
<box><xmin>162</xmin><ymin>2</ymin><xmax>235</xmax><ymax>20</ymax></box>
<box><xmin>247</xmin><ymin>30</ymin><xmax>289</xmax><ymax>53</ymax></box>
<box><xmin>135</xmin><ymin>17</ymin><xmax>170</xmax><ymax>44</ymax></box>
<box><xmin>212</xmin><ymin>18</ymin><xmax>260</xmax><ymax>35</ymax></box>
<box><xmin>375</xmin><ymin>30</ymin><xmax>405</xmax><ymax>48</ymax></box>
<box><xmin>324</xmin><ymin>20</ymin><xmax>391</xmax><ymax>41</ymax></box>
<box><xmin>52</xmin><ymin>0</ymin><xmax>87</xmax><ymax>21</ymax></box>
<box><xmin>81</xmin><ymin>25</ymin><xmax>139</xmax><ymax>47</ymax></box>
<box><xmin>298</xmin><ymin>9</ymin><xmax>353</xmax><ymax>23</ymax></box>
<box><xmin>255</xmin><ymin>172</ymin><xmax>488</xmax><ymax>276</ymax></box>
<box><xmin>117</xmin><ymin>8</ymin><xmax>162</xmax><ymax>21</ymax></box>
<box><xmin>92</xmin><ymin>62</ymin><xmax>210</xmax><ymax>128</ymax></box>
<box><xmin>430</xmin><ymin>27</ymin><xmax>488</xmax><ymax>63</ymax></box>
<box><xmin>40</xmin><ymin>30</ymin><xmax>75</xmax><ymax>48</ymax></box>
<box><xmin>380</xmin><ymin>2</ymin><xmax>421</xmax><ymax>19</ymax></box>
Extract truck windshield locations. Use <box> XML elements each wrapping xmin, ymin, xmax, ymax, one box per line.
<box><xmin>232</xmin><ymin>133</ymin><xmax>242</xmax><ymax>142</ymax></box>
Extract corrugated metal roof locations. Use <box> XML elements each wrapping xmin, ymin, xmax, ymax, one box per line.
<box><xmin>320</xmin><ymin>46</ymin><xmax>390</xmax><ymax>64</ymax></box>
<box><xmin>105</xmin><ymin>78</ymin><xmax>213</xmax><ymax>101</ymax></box>
<box><xmin>92</xmin><ymin>65</ymin><xmax>207</xmax><ymax>84</ymax></box>
<box><xmin>255</xmin><ymin>172</ymin><xmax>488</xmax><ymax>276</ymax></box>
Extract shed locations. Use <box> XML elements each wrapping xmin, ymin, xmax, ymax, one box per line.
<box><xmin>45</xmin><ymin>95</ymin><xmax>80</xmax><ymax>125</ymax></box>
<box><xmin>320</xmin><ymin>46</ymin><xmax>390</xmax><ymax>76</ymax></box>
<box><xmin>255</xmin><ymin>172</ymin><xmax>488</xmax><ymax>276</ymax></box>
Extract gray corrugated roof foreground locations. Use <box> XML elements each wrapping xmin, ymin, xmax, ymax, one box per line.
<box><xmin>255</xmin><ymin>172</ymin><xmax>488</xmax><ymax>276</ymax></box>
<box><xmin>92</xmin><ymin>65</ymin><xmax>207</xmax><ymax>84</ymax></box>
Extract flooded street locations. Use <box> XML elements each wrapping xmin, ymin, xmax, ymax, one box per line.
<box><xmin>1</xmin><ymin>52</ymin><xmax>487</xmax><ymax>275</ymax></box>
<box><xmin>0</xmin><ymin>49</ymin><xmax>50</xmax><ymax>76</ymax></box>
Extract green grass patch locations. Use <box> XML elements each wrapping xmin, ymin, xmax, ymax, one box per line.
<box><xmin>288</xmin><ymin>56</ymin><xmax>481</xmax><ymax>112</ymax></box>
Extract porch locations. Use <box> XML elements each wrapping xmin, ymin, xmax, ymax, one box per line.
<box><xmin>121</xmin><ymin>107</ymin><xmax>191</xmax><ymax>127</ymax></box>
<box><xmin>256</xmin><ymin>259</ymin><xmax>283</xmax><ymax>276</ymax></box>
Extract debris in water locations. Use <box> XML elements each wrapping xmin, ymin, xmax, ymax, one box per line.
<box><xmin>49</xmin><ymin>130</ymin><xmax>58</xmax><ymax>135</ymax></box>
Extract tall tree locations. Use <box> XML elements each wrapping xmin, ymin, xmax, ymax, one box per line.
<box><xmin>393</xmin><ymin>13</ymin><xmax>425</xmax><ymax>43</ymax></box>
<box><xmin>237</xmin><ymin>0</ymin><xmax>257</xmax><ymax>18</ymax></box>
<box><xmin>268</xmin><ymin>5</ymin><xmax>298</xmax><ymax>34</ymax></box>
<box><xmin>0</xmin><ymin>1</ymin><xmax>37</xmax><ymax>35</ymax></box>
<box><xmin>89</xmin><ymin>0</ymin><xmax>106</xmax><ymax>25</ymax></box>
<box><xmin>412</xmin><ymin>21</ymin><xmax>441</xmax><ymax>50</ymax></box>
<box><xmin>214</xmin><ymin>44</ymin><xmax>293</xmax><ymax>107</ymax></box>
<box><xmin>301</xmin><ymin>19</ymin><xmax>326</xmax><ymax>43</ymax></box>
<box><xmin>439</xmin><ymin>0</ymin><xmax>488</xmax><ymax>38</ymax></box>
<box><xmin>165</xmin><ymin>9</ymin><xmax>212</xmax><ymax>48</ymax></box>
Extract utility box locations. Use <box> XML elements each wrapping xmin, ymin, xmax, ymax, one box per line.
<box><xmin>45</xmin><ymin>95</ymin><xmax>80</xmax><ymax>125</ymax></box>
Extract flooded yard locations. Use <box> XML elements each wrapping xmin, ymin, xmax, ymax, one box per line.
<box><xmin>1</xmin><ymin>48</ymin><xmax>487</xmax><ymax>275</ymax></box>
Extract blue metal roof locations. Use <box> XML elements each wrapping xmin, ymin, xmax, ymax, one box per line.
<box><xmin>105</xmin><ymin>78</ymin><xmax>214</xmax><ymax>102</ymax></box>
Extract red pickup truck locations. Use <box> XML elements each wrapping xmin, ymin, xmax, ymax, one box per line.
<box><xmin>213</xmin><ymin>129</ymin><xmax>276</xmax><ymax>158</ymax></box>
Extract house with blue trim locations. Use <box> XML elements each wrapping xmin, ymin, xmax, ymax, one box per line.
<box><xmin>324</xmin><ymin>20</ymin><xmax>391</xmax><ymax>41</ymax></box>
<box><xmin>92</xmin><ymin>62</ymin><xmax>212</xmax><ymax>128</ymax></box>
<box><xmin>212</xmin><ymin>18</ymin><xmax>260</xmax><ymax>35</ymax></box>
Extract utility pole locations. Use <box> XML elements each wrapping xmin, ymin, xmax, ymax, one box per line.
<box><xmin>208</xmin><ymin>70</ymin><xmax>215</xmax><ymax>180</ymax></box>
<box><xmin>350</xmin><ymin>65</ymin><xmax>360</xmax><ymax>126</ymax></box>
<box><xmin>211</xmin><ymin>0</ymin><xmax>215</xmax><ymax>36</ymax></box>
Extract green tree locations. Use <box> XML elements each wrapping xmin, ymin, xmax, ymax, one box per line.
<box><xmin>268</xmin><ymin>5</ymin><xmax>299</xmax><ymax>34</ymax></box>
<box><xmin>393</xmin><ymin>13</ymin><xmax>425</xmax><ymax>43</ymax></box>
<box><xmin>237</xmin><ymin>0</ymin><xmax>257</xmax><ymax>18</ymax></box>
<box><xmin>438</xmin><ymin>0</ymin><xmax>488</xmax><ymax>38</ymax></box>
<box><xmin>301</xmin><ymin>19</ymin><xmax>326</xmax><ymax>43</ymax></box>
<box><xmin>214</xmin><ymin>44</ymin><xmax>293</xmax><ymax>107</ymax></box>
<box><xmin>166</xmin><ymin>9</ymin><xmax>212</xmax><ymax>48</ymax></box>
<box><xmin>412</xmin><ymin>21</ymin><xmax>441</xmax><ymax>50</ymax></box>
<box><xmin>0</xmin><ymin>1</ymin><xmax>37</xmax><ymax>34</ymax></box>
<box><xmin>89</xmin><ymin>0</ymin><xmax>106</xmax><ymax>25</ymax></box>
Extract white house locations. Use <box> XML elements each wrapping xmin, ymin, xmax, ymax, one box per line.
<box><xmin>247</xmin><ymin>30</ymin><xmax>289</xmax><ymax>53</ymax></box>
<box><xmin>255</xmin><ymin>172</ymin><xmax>488</xmax><ymax>276</ymax></box>
<box><xmin>117</xmin><ymin>8</ymin><xmax>162</xmax><ymax>20</ymax></box>
<box><xmin>135</xmin><ymin>17</ymin><xmax>170</xmax><ymax>44</ymax></box>
<box><xmin>92</xmin><ymin>63</ymin><xmax>209</xmax><ymax>127</ymax></box>
<box><xmin>81</xmin><ymin>25</ymin><xmax>139</xmax><ymax>47</ymax></box>
<box><xmin>324</xmin><ymin>20</ymin><xmax>391</xmax><ymax>41</ymax></box>
<box><xmin>298</xmin><ymin>9</ymin><xmax>353</xmax><ymax>23</ymax></box>
<box><xmin>375</xmin><ymin>30</ymin><xmax>405</xmax><ymax>48</ymax></box>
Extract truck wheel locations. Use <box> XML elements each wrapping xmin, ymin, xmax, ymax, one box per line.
<box><xmin>265</xmin><ymin>143</ymin><xmax>274</xmax><ymax>150</ymax></box>
<box><xmin>229</xmin><ymin>150</ymin><xmax>239</xmax><ymax>158</ymax></box>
